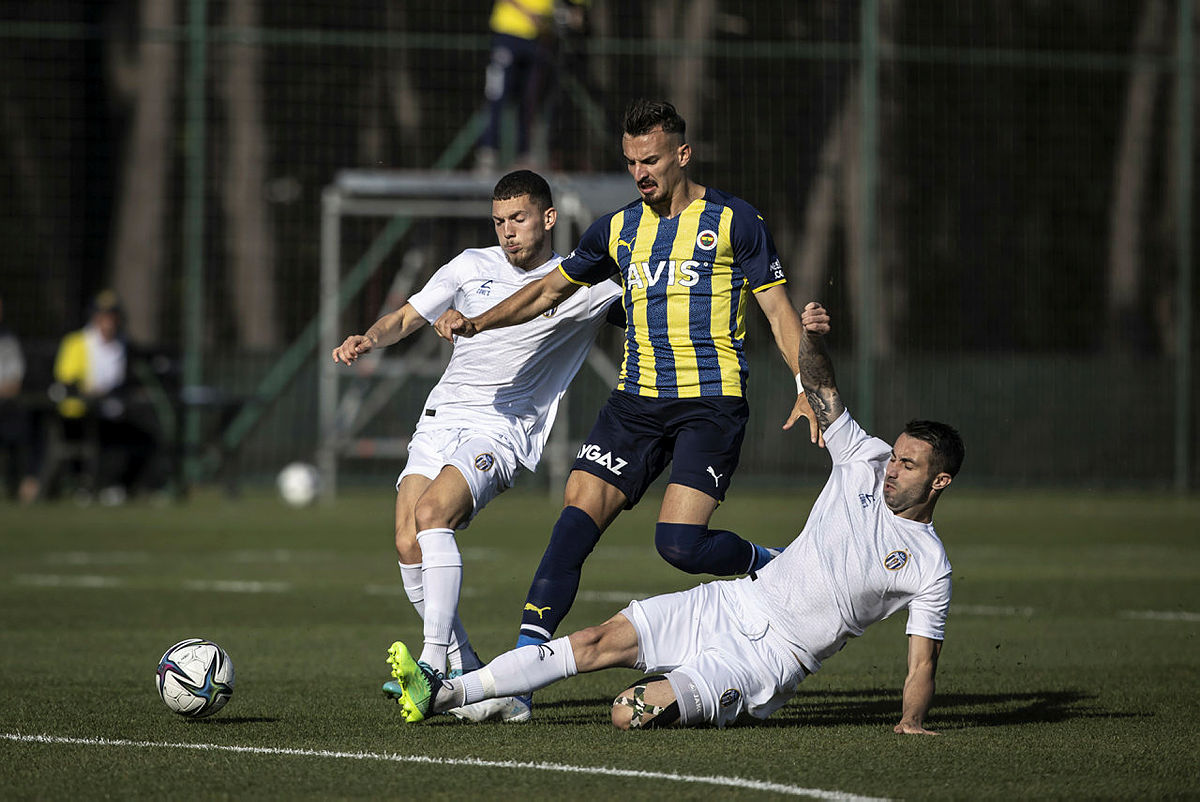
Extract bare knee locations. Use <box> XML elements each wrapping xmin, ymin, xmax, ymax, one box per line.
<box><xmin>394</xmin><ymin>518</ymin><xmax>419</xmax><ymax>563</ymax></box>
<box><xmin>413</xmin><ymin>496</ymin><xmax>449</xmax><ymax>533</ymax></box>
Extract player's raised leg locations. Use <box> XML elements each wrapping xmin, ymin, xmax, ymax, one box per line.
<box><xmin>517</xmin><ymin>471</ymin><xmax>626</xmax><ymax>647</ymax></box>
<box><xmin>392</xmin><ymin>614</ymin><xmax>641</xmax><ymax>723</ymax></box>
<box><xmin>655</xmin><ymin>484</ymin><xmax>781</xmax><ymax>576</ymax></box>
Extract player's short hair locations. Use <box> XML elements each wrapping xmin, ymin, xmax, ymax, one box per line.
<box><xmin>493</xmin><ymin>170</ymin><xmax>553</xmax><ymax>212</ymax></box>
<box><xmin>622</xmin><ymin>99</ymin><xmax>686</xmax><ymax>141</ymax></box>
<box><xmin>904</xmin><ymin>420</ymin><xmax>965</xmax><ymax>478</ymax></box>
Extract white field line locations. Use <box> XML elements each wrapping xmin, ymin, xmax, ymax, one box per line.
<box><xmin>1119</xmin><ymin>609</ymin><xmax>1200</xmax><ymax>623</ymax></box>
<box><xmin>45</xmin><ymin>551</ymin><xmax>151</xmax><ymax>566</ymax></box>
<box><xmin>181</xmin><ymin>580</ymin><xmax>291</xmax><ymax>593</ymax></box>
<box><xmin>954</xmin><ymin>604</ymin><xmax>1035</xmax><ymax>617</ymax></box>
<box><xmin>577</xmin><ymin>590</ymin><xmax>652</xmax><ymax>603</ymax></box>
<box><xmin>0</xmin><ymin>732</ymin><xmax>888</xmax><ymax>801</ymax></box>
<box><xmin>13</xmin><ymin>574</ymin><xmax>125</xmax><ymax>589</ymax></box>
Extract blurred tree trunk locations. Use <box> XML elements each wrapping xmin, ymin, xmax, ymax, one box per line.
<box><xmin>360</xmin><ymin>0</ymin><xmax>421</xmax><ymax>166</ymax></box>
<box><xmin>875</xmin><ymin>0</ymin><xmax>904</xmax><ymax>356</ymax></box>
<box><xmin>793</xmin><ymin>82</ymin><xmax>852</xmax><ymax>305</ymax></box>
<box><xmin>650</xmin><ymin>0</ymin><xmax>716</xmax><ymax>134</ymax></box>
<box><xmin>1</xmin><ymin>97</ymin><xmax>73</xmax><ymax>326</ymax></box>
<box><xmin>1154</xmin><ymin>0</ymin><xmax>1199</xmax><ymax>355</ymax></box>
<box><xmin>109</xmin><ymin>0</ymin><xmax>177</xmax><ymax>345</ymax></box>
<box><xmin>221</xmin><ymin>0</ymin><xmax>278</xmax><ymax>349</ymax></box>
<box><xmin>1107</xmin><ymin>0</ymin><xmax>1167</xmax><ymax>352</ymax></box>
<box><xmin>843</xmin><ymin>0</ymin><xmax>899</xmax><ymax>356</ymax></box>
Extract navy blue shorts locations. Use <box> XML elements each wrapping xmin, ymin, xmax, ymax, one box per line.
<box><xmin>572</xmin><ymin>389</ymin><xmax>749</xmax><ymax>507</ymax></box>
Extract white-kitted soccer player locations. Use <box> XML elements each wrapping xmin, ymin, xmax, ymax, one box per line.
<box><xmin>332</xmin><ymin>170</ymin><xmax>621</xmax><ymax>721</ymax></box>
<box><xmin>385</xmin><ymin>302</ymin><xmax>964</xmax><ymax>733</ymax></box>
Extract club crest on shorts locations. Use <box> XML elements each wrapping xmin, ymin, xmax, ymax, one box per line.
<box><xmin>719</xmin><ymin>688</ymin><xmax>740</xmax><ymax>708</ymax></box>
<box><xmin>696</xmin><ymin>229</ymin><xmax>717</xmax><ymax>251</ymax></box>
<box><xmin>474</xmin><ymin>453</ymin><xmax>495</xmax><ymax>472</ymax></box>
<box><xmin>884</xmin><ymin>550</ymin><xmax>909</xmax><ymax>570</ymax></box>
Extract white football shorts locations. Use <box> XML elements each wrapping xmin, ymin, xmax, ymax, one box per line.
<box><xmin>622</xmin><ymin>578</ymin><xmax>807</xmax><ymax>728</ymax></box>
<box><xmin>396</xmin><ymin>427</ymin><xmax>519</xmax><ymax>524</ymax></box>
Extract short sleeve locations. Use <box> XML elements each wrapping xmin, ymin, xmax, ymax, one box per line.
<box><xmin>729</xmin><ymin>200</ymin><xmax>786</xmax><ymax>292</ymax></box>
<box><xmin>905</xmin><ymin>574</ymin><xmax>952</xmax><ymax>641</ymax></box>
<box><xmin>407</xmin><ymin>258</ymin><xmax>465</xmax><ymax>322</ymax></box>
<box><xmin>583</xmin><ymin>278</ymin><xmax>623</xmax><ymax>320</ymax></box>
<box><xmin>560</xmin><ymin>213</ymin><xmax>620</xmax><ymax>286</ymax></box>
<box><xmin>822</xmin><ymin>411</ymin><xmax>892</xmax><ymax>467</ymax></box>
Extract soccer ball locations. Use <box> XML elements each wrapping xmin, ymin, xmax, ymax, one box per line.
<box><xmin>156</xmin><ymin>638</ymin><xmax>235</xmax><ymax>718</ymax></box>
<box><xmin>277</xmin><ymin>461</ymin><xmax>320</xmax><ymax>507</ymax></box>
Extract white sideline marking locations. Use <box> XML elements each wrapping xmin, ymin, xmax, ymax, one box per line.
<box><xmin>181</xmin><ymin>580</ymin><xmax>291</xmax><ymax>593</ymax></box>
<box><xmin>1119</xmin><ymin>610</ymin><xmax>1200</xmax><ymax>623</ymax></box>
<box><xmin>578</xmin><ymin>590</ymin><xmax>652</xmax><ymax>604</ymax></box>
<box><xmin>14</xmin><ymin>574</ymin><xmax>125</xmax><ymax>589</ymax></box>
<box><xmin>364</xmin><ymin>584</ymin><xmax>479</xmax><ymax>598</ymax></box>
<box><xmin>954</xmin><ymin>604</ymin><xmax>1035</xmax><ymax>617</ymax></box>
<box><xmin>1</xmin><ymin>732</ymin><xmax>888</xmax><ymax>801</ymax></box>
<box><xmin>46</xmin><ymin>551</ymin><xmax>150</xmax><ymax>566</ymax></box>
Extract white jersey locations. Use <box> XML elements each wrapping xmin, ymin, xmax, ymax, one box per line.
<box><xmin>741</xmin><ymin>411</ymin><xmax>952</xmax><ymax>674</ymax></box>
<box><xmin>406</xmin><ymin>246</ymin><xmax>621</xmax><ymax>470</ymax></box>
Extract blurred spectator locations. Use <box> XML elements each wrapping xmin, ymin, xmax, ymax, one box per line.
<box><xmin>0</xmin><ymin>294</ymin><xmax>41</xmax><ymax>503</ymax></box>
<box><xmin>477</xmin><ymin>0</ymin><xmax>588</xmax><ymax>172</ymax></box>
<box><xmin>49</xmin><ymin>290</ymin><xmax>157</xmax><ymax>504</ymax></box>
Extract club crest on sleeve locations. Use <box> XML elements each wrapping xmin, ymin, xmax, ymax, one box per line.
<box><xmin>884</xmin><ymin>550</ymin><xmax>909</xmax><ymax>571</ymax></box>
<box><xmin>719</xmin><ymin>688</ymin><xmax>740</xmax><ymax>707</ymax></box>
<box><xmin>474</xmin><ymin>453</ymin><xmax>495</xmax><ymax>472</ymax></box>
<box><xmin>696</xmin><ymin>230</ymin><xmax>717</xmax><ymax>251</ymax></box>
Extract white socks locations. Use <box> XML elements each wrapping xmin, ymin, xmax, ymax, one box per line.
<box><xmin>439</xmin><ymin>636</ymin><xmax>577</xmax><ymax>712</ymax></box>
<box><xmin>407</xmin><ymin>527</ymin><xmax>464</xmax><ymax>672</ymax></box>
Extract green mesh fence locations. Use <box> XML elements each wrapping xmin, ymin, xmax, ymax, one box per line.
<box><xmin>0</xmin><ymin>1</ymin><xmax>1195</xmax><ymax>491</ymax></box>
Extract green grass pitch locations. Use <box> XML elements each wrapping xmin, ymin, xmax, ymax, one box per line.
<box><xmin>1</xmin><ymin>487</ymin><xmax>1198</xmax><ymax>799</ymax></box>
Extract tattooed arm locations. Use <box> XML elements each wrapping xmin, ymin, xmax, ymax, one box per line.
<box><xmin>797</xmin><ymin>302</ymin><xmax>845</xmax><ymax>433</ymax></box>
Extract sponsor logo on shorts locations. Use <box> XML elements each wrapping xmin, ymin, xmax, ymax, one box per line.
<box><xmin>696</xmin><ymin>229</ymin><xmax>717</xmax><ymax>251</ymax></box>
<box><xmin>577</xmin><ymin>443</ymin><xmax>628</xmax><ymax>476</ymax></box>
<box><xmin>719</xmin><ymin>688</ymin><xmax>740</xmax><ymax>708</ymax></box>
<box><xmin>706</xmin><ymin>466</ymin><xmax>723</xmax><ymax>487</ymax></box>
<box><xmin>884</xmin><ymin>550</ymin><xmax>909</xmax><ymax>570</ymax></box>
<box><xmin>474</xmin><ymin>453</ymin><xmax>495</xmax><ymax>472</ymax></box>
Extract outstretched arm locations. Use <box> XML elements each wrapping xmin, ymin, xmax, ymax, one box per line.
<box><xmin>753</xmin><ymin>286</ymin><xmax>822</xmax><ymax>445</ymax></box>
<box><xmin>434</xmin><ymin>269</ymin><xmax>580</xmax><ymax>340</ymax></box>
<box><xmin>797</xmin><ymin>302</ymin><xmax>845</xmax><ymax>433</ymax></box>
<box><xmin>331</xmin><ymin>302</ymin><xmax>427</xmax><ymax>365</ymax></box>
<box><xmin>895</xmin><ymin>634</ymin><xmax>942</xmax><ymax>735</ymax></box>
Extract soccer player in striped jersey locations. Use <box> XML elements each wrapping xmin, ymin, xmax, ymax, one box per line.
<box><xmin>435</xmin><ymin>100</ymin><xmax>820</xmax><ymax>721</ymax></box>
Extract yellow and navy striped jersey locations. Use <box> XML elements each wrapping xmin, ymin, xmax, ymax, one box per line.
<box><xmin>559</xmin><ymin>187</ymin><xmax>786</xmax><ymax>398</ymax></box>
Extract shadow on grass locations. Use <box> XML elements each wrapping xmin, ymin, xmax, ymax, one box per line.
<box><xmin>434</xmin><ymin>690</ymin><xmax>1144</xmax><ymax>730</ymax></box>
<box><xmin>189</xmin><ymin>716</ymin><xmax>281</xmax><ymax>725</ymax></box>
<box><xmin>761</xmin><ymin>688</ymin><xmax>1143</xmax><ymax>729</ymax></box>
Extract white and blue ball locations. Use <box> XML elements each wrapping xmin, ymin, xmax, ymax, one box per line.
<box><xmin>156</xmin><ymin>638</ymin><xmax>235</xmax><ymax>717</ymax></box>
